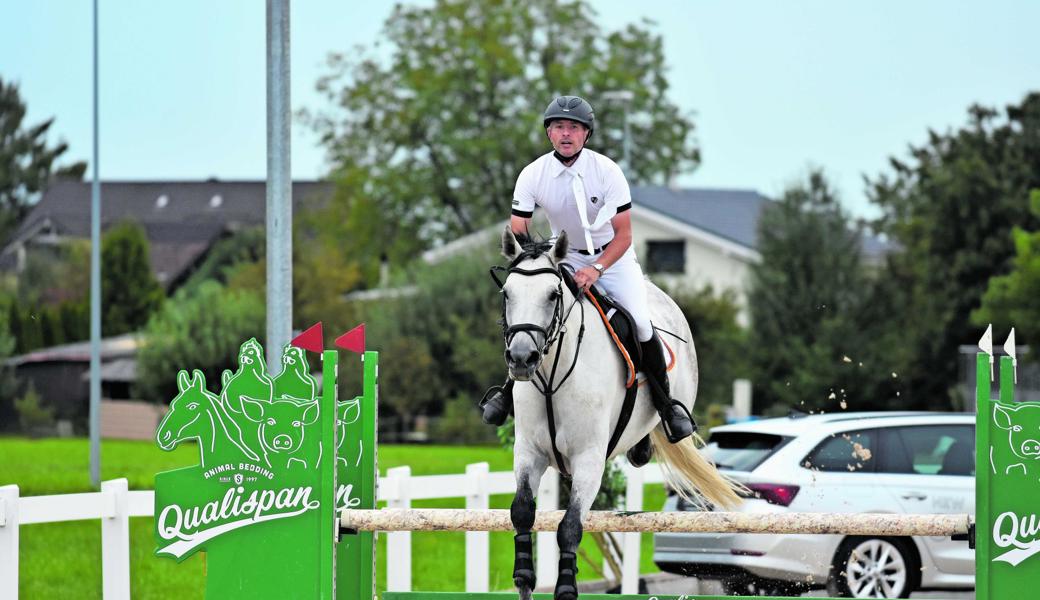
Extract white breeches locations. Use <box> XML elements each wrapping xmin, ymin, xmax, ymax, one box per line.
<box><xmin>563</xmin><ymin>246</ymin><xmax>654</xmax><ymax>342</ymax></box>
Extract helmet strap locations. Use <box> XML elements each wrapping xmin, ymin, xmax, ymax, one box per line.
<box><xmin>553</xmin><ymin>148</ymin><xmax>582</xmax><ymax>166</ymax></box>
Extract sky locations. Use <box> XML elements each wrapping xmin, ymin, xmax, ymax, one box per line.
<box><xmin>1</xmin><ymin>1</ymin><xmax>1038</xmax><ymax>218</ymax></box>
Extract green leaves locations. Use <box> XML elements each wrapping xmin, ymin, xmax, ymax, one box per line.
<box><xmin>870</xmin><ymin>93</ymin><xmax>1040</xmax><ymax>403</ymax></box>
<box><xmin>306</xmin><ymin>0</ymin><xmax>699</xmax><ymax>284</ymax></box>
<box><xmin>0</xmin><ymin>76</ymin><xmax>85</xmax><ymax>240</ymax></box>
<box><xmin>101</xmin><ymin>220</ymin><xmax>165</xmax><ymax>337</ymax></box>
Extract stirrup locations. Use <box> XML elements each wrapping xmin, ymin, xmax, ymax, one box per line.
<box><xmin>660</xmin><ymin>400</ymin><xmax>696</xmax><ymax>444</ymax></box>
<box><xmin>478</xmin><ymin>386</ymin><xmax>510</xmax><ymax>426</ymax></box>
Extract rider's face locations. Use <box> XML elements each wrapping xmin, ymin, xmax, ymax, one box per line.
<box><xmin>546</xmin><ymin>119</ymin><xmax>588</xmax><ymax>157</ymax></box>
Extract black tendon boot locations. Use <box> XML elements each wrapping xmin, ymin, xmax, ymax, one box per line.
<box><xmin>554</xmin><ymin>551</ymin><xmax>578</xmax><ymax>600</ymax></box>
<box><xmin>478</xmin><ymin>379</ymin><xmax>514</xmax><ymax>426</ymax></box>
<box><xmin>640</xmin><ymin>332</ymin><xmax>696</xmax><ymax>443</ymax></box>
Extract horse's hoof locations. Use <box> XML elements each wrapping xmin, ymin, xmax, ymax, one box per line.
<box><xmin>513</xmin><ymin>569</ymin><xmax>535</xmax><ymax>589</ymax></box>
<box><xmin>553</xmin><ymin>584</ymin><xmax>578</xmax><ymax>600</ymax></box>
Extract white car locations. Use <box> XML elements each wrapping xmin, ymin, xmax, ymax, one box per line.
<box><xmin>653</xmin><ymin>411</ymin><xmax>975</xmax><ymax>598</ymax></box>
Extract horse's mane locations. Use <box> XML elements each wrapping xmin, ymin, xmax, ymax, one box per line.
<box><xmin>509</xmin><ymin>232</ymin><xmax>558</xmax><ymax>267</ymax></box>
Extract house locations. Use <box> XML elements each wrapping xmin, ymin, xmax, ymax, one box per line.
<box><xmin>2</xmin><ymin>179</ymin><xmax>333</xmax><ymax>290</ymax></box>
<box><xmin>423</xmin><ymin>185</ymin><xmax>889</xmax><ymax>324</ymax></box>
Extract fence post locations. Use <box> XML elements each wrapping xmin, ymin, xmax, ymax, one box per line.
<box><xmin>385</xmin><ymin>466</ymin><xmax>412</xmax><ymax>591</ymax></box>
<box><xmin>621</xmin><ymin>462</ymin><xmax>644</xmax><ymax>593</ymax></box>
<box><xmin>536</xmin><ymin>470</ymin><xmax>559</xmax><ymax>588</ymax></box>
<box><xmin>101</xmin><ymin>478</ymin><xmax>131</xmax><ymax>600</ymax></box>
<box><xmin>465</xmin><ymin>462</ymin><xmax>490</xmax><ymax>592</ymax></box>
<box><xmin>0</xmin><ymin>485</ymin><xmax>18</xmax><ymax>600</ymax></box>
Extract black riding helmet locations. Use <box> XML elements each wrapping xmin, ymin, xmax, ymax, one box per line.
<box><xmin>543</xmin><ymin>95</ymin><xmax>595</xmax><ymax>140</ymax></box>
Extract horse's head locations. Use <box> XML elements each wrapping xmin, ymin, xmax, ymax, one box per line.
<box><xmin>156</xmin><ymin>370</ymin><xmax>214</xmax><ymax>451</ymax></box>
<box><xmin>498</xmin><ymin>227</ymin><xmax>570</xmax><ymax>380</ymax></box>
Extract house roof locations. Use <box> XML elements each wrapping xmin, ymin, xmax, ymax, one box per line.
<box><xmin>6</xmin><ymin>333</ymin><xmax>140</xmax><ymax>367</ymax></box>
<box><xmin>631</xmin><ymin>186</ymin><xmax>769</xmax><ymax>250</ymax></box>
<box><xmin>5</xmin><ymin>179</ymin><xmax>334</xmax><ymax>288</ymax></box>
<box><xmin>632</xmin><ymin>185</ymin><xmax>889</xmax><ymax>260</ymax></box>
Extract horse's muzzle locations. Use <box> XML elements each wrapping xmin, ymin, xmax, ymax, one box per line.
<box><xmin>506</xmin><ymin>345</ymin><xmax>541</xmax><ymax>381</ymax></box>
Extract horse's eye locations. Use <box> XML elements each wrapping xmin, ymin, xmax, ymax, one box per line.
<box><xmin>187</xmin><ymin>402</ymin><xmax>199</xmax><ymax>410</ymax></box>
<box><xmin>549</xmin><ymin>289</ymin><xmax>561</xmax><ymax>300</ymax></box>
<box><xmin>267</xmin><ymin>418</ymin><xmax>276</xmax><ymax>426</ymax></box>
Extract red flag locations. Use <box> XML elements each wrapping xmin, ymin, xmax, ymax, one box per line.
<box><xmin>335</xmin><ymin>324</ymin><xmax>366</xmax><ymax>354</ymax></box>
<box><xmin>291</xmin><ymin>322</ymin><xmax>324</xmax><ymax>353</ymax></box>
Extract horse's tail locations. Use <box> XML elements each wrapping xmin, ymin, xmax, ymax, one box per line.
<box><xmin>650</xmin><ymin>428</ymin><xmax>745</xmax><ymax>510</ymax></box>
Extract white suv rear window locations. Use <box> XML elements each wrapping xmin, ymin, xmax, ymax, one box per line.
<box><xmin>705</xmin><ymin>431</ymin><xmax>789</xmax><ymax>471</ymax></box>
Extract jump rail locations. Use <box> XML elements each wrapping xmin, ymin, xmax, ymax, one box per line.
<box><xmin>340</xmin><ymin>507</ymin><xmax>972</xmax><ymax>536</ymax></box>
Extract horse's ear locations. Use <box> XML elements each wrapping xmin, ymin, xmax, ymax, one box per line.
<box><xmin>192</xmin><ymin>369</ymin><xmax>206</xmax><ymax>389</ymax></box>
<box><xmin>177</xmin><ymin>371</ymin><xmax>190</xmax><ymax>392</ymax></box>
<box><xmin>551</xmin><ymin>231</ymin><xmax>569</xmax><ymax>264</ymax></box>
<box><xmin>502</xmin><ymin>226</ymin><xmax>521</xmax><ymax>261</ymax></box>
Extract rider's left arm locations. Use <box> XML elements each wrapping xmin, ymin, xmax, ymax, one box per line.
<box><xmin>573</xmin><ymin>211</ymin><xmax>633</xmax><ymax>291</ymax></box>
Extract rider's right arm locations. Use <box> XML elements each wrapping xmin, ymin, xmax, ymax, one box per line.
<box><xmin>511</xmin><ymin>215</ymin><xmax>532</xmax><ymax>237</ymax></box>
<box><xmin>512</xmin><ymin>162</ymin><xmax>537</xmax><ymax>220</ymax></box>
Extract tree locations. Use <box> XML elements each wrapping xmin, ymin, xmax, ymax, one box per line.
<box><xmin>135</xmin><ymin>281</ymin><xmax>265</xmax><ymax>403</ymax></box>
<box><xmin>972</xmin><ymin>189</ymin><xmax>1040</xmax><ymax>344</ymax></box>
<box><xmin>0</xmin><ymin>76</ymin><xmax>86</xmax><ymax>239</ymax></box>
<box><xmin>307</xmin><ymin>0</ymin><xmax>699</xmax><ymax>285</ymax></box>
<box><xmin>101</xmin><ymin>220</ymin><xmax>165</xmax><ymax>336</ymax></box>
<box><xmin>869</xmin><ymin>93</ymin><xmax>1040</xmax><ymax>405</ymax></box>
<box><xmin>356</xmin><ymin>249</ymin><xmax>504</xmax><ymax>426</ymax></box>
<box><xmin>747</xmin><ymin>171</ymin><xmax>893</xmax><ymax>413</ymax></box>
<box><xmin>666</xmin><ymin>285</ymin><xmax>749</xmax><ymax>410</ymax></box>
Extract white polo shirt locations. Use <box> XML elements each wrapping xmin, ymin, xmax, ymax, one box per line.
<box><xmin>512</xmin><ymin>149</ymin><xmax>632</xmax><ymax>254</ymax></box>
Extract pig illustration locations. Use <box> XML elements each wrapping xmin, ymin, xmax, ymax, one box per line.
<box><xmin>242</xmin><ymin>396</ymin><xmax>321</xmax><ymax>470</ymax></box>
<box><xmin>992</xmin><ymin>402</ymin><xmax>1040</xmax><ymax>476</ymax></box>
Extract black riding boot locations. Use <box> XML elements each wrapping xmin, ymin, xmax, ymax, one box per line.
<box><xmin>478</xmin><ymin>379</ymin><xmax>514</xmax><ymax>426</ymax></box>
<box><xmin>640</xmin><ymin>332</ymin><xmax>696</xmax><ymax>444</ymax></box>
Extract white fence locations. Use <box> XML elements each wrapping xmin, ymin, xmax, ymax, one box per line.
<box><xmin>0</xmin><ymin>461</ymin><xmax>664</xmax><ymax>598</ymax></box>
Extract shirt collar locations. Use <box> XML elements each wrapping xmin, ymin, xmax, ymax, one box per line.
<box><xmin>549</xmin><ymin>148</ymin><xmax>588</xmax><ymax>178</ymax></box>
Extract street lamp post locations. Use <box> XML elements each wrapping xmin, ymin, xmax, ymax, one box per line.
<box><xmin>602</xmin><ymin>90</ymin><xmax>634</xmax><ymax>173</ymax></box>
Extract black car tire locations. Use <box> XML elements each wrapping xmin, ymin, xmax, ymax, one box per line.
<box><xmin>827</xmin><ymin>536</ymin><xmax>918</xmax><ymax>598</ymax></box>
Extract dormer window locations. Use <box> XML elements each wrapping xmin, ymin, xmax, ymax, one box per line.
<box><xmin>156</xmin><ymin>194</ymin><xmax>169</xmax><ymax>209</ymax></box>
<box><xmin>209</xmin><ymin>194</ymin><xmax>223</xmax><ymax>208</ymax></box>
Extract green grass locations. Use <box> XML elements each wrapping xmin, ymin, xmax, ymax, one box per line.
<box><xmin>1</xmin><ymin>436</ymin><xmax>665</xmax><ymax>598</ymax></box>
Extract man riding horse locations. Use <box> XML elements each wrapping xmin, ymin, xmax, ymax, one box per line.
<box><xmin>480</xmin><ymin>95</ymin><xmax>695</xmax><ymax>445</ymax></box>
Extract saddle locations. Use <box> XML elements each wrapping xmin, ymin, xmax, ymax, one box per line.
<box><xmin>560</xmin><ymin>269</ymin><xmax>674</xmax><ymax>458</ymax></box>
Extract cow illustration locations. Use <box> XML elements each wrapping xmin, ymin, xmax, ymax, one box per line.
<box><xmin>992</xmin><ymin>402</ymin><xmax>1040</xmax><ymax>476</ymax></box>
<box><xmin>242</xmin><ymin>395</ymin><xmax>321</xmax><ymax>470</ymax></box>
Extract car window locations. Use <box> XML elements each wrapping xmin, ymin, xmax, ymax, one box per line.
<box><xmin>704</xmin><ymin>432</ymin><xmax>789</xmax><ymax>471</ymax></box>
<box><xmin>879</xmin><ymin>425</ymin><xmax>975</xmax><ymax>476</ymax></box>
<box><xmin>803</xmin><ymin>429</ymin><xmax>875</xmax><ymax>473</ymax></box>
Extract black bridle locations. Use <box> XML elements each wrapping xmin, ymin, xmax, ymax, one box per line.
<box><xmin>490</xmin><ymin>249</ymin><xmax>587</xmax><ymax>476</ymax></box>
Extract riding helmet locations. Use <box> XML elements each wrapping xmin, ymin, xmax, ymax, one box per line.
<box><xmin>543</xmin><ymin>96</ymin><xmax>595</xmax><ymax>137</ymax></box>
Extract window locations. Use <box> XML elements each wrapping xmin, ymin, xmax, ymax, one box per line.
<box><xmin>704</xmin><ymin>432</ymin><xmax>790</xmax><ymax>471</ymax></box>
<box><xmin>803</xmin><ymin>429</ymin><xmax>876</xmax><ymax>473</ymax></box>
<box><xmin>878</xmin><ymin>425</ymin><xmax>975</xmax><ymax>476</ymax></box>
<box><xmin>645</xmin><ymin>240</ymin><xmax>685</xmax><ymax>273</ymax></box>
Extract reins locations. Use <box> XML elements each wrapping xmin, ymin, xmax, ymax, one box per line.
<box><xmin>491</xmin><ymin>251</ymin><xmax>586</xmax><ymax>476</ymax></box>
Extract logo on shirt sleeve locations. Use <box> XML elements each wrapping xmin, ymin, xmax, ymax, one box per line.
<box><xmin>511</xmin><ymin>199</ymin><xmax>520</xmax><ymax>206</ymax></box>
<box><xmin>591</xmin><ymin>196</ymin><xmax>599</xmax><ymax>204</ymax></box>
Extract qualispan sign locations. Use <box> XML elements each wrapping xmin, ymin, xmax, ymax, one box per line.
<box><xmin>153</xmin><ymin>338</ymin><xmax>346</xmax><ymax>598</ymax></box>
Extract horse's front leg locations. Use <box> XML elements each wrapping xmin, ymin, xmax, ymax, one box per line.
<box><xmin>555</xmin><ymin>452</ymin><xmax>606</xmax><ymax>600</ymax></box>
<box><xmin>511</xmin><ymin>450</ymin><xmax>548</xmax><ymax>600</ymax></box>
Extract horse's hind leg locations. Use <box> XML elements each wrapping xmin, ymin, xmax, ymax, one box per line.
<box><xmin>511</xmin><ymin>452</ymin><xmax>548</xmax><ymax>600</ymax></box>
<box><xmin>555</xmin><ymin>452</ymin><xmax>605</xmax><ymax>600</ymax></box>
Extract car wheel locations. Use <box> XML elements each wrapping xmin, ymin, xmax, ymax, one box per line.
<box><xmin>827</xmin><ymin>536</ymin><xmax>918</xmax><ymax>598</ymax></box>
